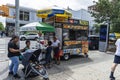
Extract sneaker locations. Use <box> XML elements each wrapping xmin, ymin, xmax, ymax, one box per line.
<box><xmin>8</xmin><ymin>71</ymin><xmax>13</xmax><ymax>76</ymax></box>
<box><xmin>110</xmin><ymin>76</ymin><xmax>115</xmax><ymax>80</ymax></box>
<box><xmin>13</xmin><ymin>74</ymin><xmax>21</xmax><ymax>79</ymax></box>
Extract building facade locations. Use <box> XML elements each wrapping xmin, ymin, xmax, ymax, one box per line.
<box><xmin>0</xmin><ymin>4</ymin><xmax>42</xmax><ymax>36</ymax></box>
<box><xmin>88</xmin><ymin>5</ymin><xmax>96</xmax><ymax>12</ymax></box>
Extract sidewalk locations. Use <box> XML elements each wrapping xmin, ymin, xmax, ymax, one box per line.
<box><xmin>1</xmin><ymin>51</ymin><xmax>120</xmax><ymax>80</ymax></box>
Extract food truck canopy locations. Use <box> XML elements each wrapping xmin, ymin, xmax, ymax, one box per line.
<box><xmin>37</xmin><ymin>5</ymin><xmax>72</xmax><ymax>18</ymax></box>
<box><xmin>20</xmin><ymin>22</ymin><xmax>55</xmax><ymax>32</ymax></box>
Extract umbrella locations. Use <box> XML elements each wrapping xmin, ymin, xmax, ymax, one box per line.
<box><xmin>37</xmin><ymin>5</ymin><xmax>72</xmax><ymax>18</ymax></box>
<box><xmin>20</xmin><ymin>22</ymin><xmax>55</xmax><ymax>32</ymax></box>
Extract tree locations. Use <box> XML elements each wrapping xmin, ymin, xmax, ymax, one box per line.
<box><xmin>0</xmin><ymin>22</ymin><xmax>4</xmax><ymax>31</ymax></box>
<box><xmin>93</xmin><ymin>24</ymin><xmax>100</xmax><ymax>33</ymax></box>
<box><xmin>91</xmin><ymin>0</ymin><xmax>120</xmax><ymax>33</ymax></box>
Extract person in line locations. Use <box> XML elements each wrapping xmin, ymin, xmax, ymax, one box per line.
<box><xmin>1</xmin><ymin>31</ymin><xmax>3</xmax><ymax>38</ymax></box>
<box><xmin>8</xmin><ymin>35</ymin><xmax>21</xmax><ymax>79</ymax></box>
<box><xmin>19</xmin><ymin>40</ymin><xmax>31</xmax><ymax>61</ymax></box>
<box><xmin>52</xmin><ymin>37</ymin><xmax>61</xmax><ymax>65</ymax></box>
<box><xmin>24</xmin><ymin>40</ymin><xmax>31</xmax><ymax>51</ymax></box>
<box><xmin>20</xmin><ymin>40</ymin><xmax>31</xmax><ymax>72</ymax></box>
<box><xmin>45</xmin><ymin>41</ymin><xmax>53</xmax><ymax>68</ymax></box>
<box><xmin>110</xmin><ymin>39</ymin><xmax>120</xmax><ymax>80</ymax></box>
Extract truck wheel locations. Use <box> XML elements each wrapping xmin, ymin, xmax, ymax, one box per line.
<box><xmin>63</xmin><ymin>53</ymin><xmax>70</xmax><ymax>60</ymax></box>
<box><xmin>21</xmin><ymin>37</ymin><xmax>26</xmax><ymax>41</ymax></box>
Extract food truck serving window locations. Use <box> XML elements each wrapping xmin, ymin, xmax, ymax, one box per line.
<box><xmin>63</xmin><ymin>24</ymin><xmax>88</xmax><ymax>41</ymax></box>
<box><xmin>63</xmin><ymin>24</ymin><xmax>88</xmax><ymax>49</ymax></box>
<box><xmin>76</xmin><ymin>30</ymin><xmax>88</xmax><ymax>41</ymax></box>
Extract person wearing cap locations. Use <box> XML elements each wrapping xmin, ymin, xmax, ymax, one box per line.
<box><xmin>110</xmin><ymin>39</ymin><xmax>120</xmax><ymax>80</ymax></box>
<box><xmin>8</xmin><ymin>35</ymin><xmax>21</xmax><ymax>79</ymax></box>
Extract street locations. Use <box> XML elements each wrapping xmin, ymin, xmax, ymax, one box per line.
<box><xmin>0</xmin><ymin>38</ymin><xmax>120</xmax><ymax>80</ymax></box>
<box><xmin>1</xmin><ymin>0</ymin><xmax>120</xmax><ymax>80</ymax></box>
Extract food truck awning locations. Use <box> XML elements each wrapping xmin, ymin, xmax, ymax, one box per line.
<box><xmin>37</xmin><ymin>5</ymin><xmax>72</xmax><ymax>18</ymax></box>
<box><xmin>20</xmin><ymin>22</ymin><xmax>55</xmax><ymax>32</ymax></box>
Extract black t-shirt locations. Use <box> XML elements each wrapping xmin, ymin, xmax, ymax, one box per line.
<box><xmin>8</xmin><ymin>41</ymin><xmax>20</xmax><ymax>57</ymax></box>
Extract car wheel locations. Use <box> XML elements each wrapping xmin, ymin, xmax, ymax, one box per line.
<box><xmin>21</xmin><ymin>37</ymin><xmax>26</xmax><ymax>41</ymax></box>
<box><xmin>35</xmin><ymin>37</ymin><xmax>38</xmax><ymax>41</ymax></box>
<box><xmin>63</xmin><ymin>53</ymin><xmax>70</xmax><ymax>60</ymax></box>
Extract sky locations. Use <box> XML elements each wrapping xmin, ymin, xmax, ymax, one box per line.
<box><xmin>0</xmin><ymin>0</ymin><xmax>98</xmax><ymax>10</ymax></box>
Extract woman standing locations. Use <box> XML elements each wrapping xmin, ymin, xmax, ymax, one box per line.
<box><xmin>8</xmin><ymin>35</ymin><xmax>21</xmax><ymax>79</ymax></box>
<box><xmin>52</xmin><ymin>37</ymin><xmax>61</xmax><ymax>65</ymax></box>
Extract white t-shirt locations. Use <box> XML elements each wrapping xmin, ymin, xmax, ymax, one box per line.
<box><xmin>52</xmin><ymin>40</ymin><xmax>60</xmax><ymax>47</ymax></box>
<box><xmin>115</xmin><ymin>39</ymin><xmax>120</xmax><ymax>56</ymax></box>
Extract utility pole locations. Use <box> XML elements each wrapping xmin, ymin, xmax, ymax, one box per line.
<box><xmin>15</xmin><ymin>0</ymin><xmax>19</xmax><ymax>36</ymax></box>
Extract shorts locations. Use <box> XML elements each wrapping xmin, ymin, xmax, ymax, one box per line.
<box><xmin>114</xmin><ymin>55</ymin><xmax>120</xmax><ymax>64</ymax></box>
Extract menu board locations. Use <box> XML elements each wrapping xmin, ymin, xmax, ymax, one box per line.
<box><xmin>63</xmin><ymin>24</ymin><xmax>88</xmax><ymax>30</ymax></box>
<box><xmin>64</xmin><ymin>41</ymin><xmax>82</xmax><ymax>46</ymax></box>
<box><xmin>63</xmin><ymin>41</ymin><xmax>82</xmax><ymax>49</ymax></box>
<box><xmin>55</xmin><ymin>16</ymin><xmax>68</xmax><ymax>23</ymax></box>
<box><xmin>79</xmin><ymin>20</ymin><xmax>89</xmax><ymax>26</ymax></box>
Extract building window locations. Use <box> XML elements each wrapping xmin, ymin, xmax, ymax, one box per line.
<box><xmin>20</xmin><ymin>11</ymin><xmax>29</xmax><ymax>21</ymax></box>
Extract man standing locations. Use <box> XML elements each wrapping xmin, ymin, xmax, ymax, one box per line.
<box><xmin>110</xmin><ymin>39</ymin><xmax>120</xmax><ymax>80</ymax></box>
<box><xmin>52</xmin><ymin>37</ymin><xmax>61</xmax><ymax>65</ymax></box>
<box><xmin>8</xmin><ymin>35</ymin><xmax>21</xmax><ymax>79</ymax></box>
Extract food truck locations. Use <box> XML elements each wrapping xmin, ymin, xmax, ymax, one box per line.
<box><xmin>37</xmin><ymin>8</ymin><xmax>89</xmax><ymax>60</ymax></box>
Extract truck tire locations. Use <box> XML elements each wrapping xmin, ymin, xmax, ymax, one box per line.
<box><xmin>63</xmin><ymin>53</ymin><xmax>70</xmax><ymax>60</ymax></box>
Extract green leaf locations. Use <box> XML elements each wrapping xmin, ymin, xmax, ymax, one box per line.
<box><xmin>90</xmin><ymin>0</ymin><xmax>120</xmax><ymax>33</ymax></box>
<box><xmin>0</xmin><ymin>22</ymin><xmax>4</xmax><ymax>31</ymax></box>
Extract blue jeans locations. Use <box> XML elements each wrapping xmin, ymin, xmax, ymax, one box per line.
<box><xmin>9</xmin><ymin>56</ymin><xmax>19</xmax><ymax>75</ymax></box>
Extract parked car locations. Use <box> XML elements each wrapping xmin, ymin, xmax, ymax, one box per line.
<box><xmin>20</xmin><ymin>33</ymin><xmax>39</xmax><ymax>41</ymax></box>
<box><xmin>88</xmin><ymin>35</ymin><xmax>99</xmax><ymax>50</ymax></box>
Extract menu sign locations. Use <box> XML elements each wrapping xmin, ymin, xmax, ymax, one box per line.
<box><xmin>64</xmin><ymin>41</ymin><xmax>82</xmax><ymax>46</ymax></box>
<box><xmin>68</xmin><ymin>19</ymin><xmax>79</xmax><ymax>24</ymax></box>
<box><xmin>79</xmin><ymin>20</ymin><xmax>89</xmax><ymax>26</ymax></box>
<box><xmin>44</xmin><ymin>16</ymin><xmax>55</xmax><ymax>23</ymax></box>
<box><xmin>63</xmin><ymin>24</ymin><xmax>87</xmax><ymax>30</ymax></box>
<box><xmin>55</xmin><ymin>17</ymin><xmax>68</xmax><ymax>23</ymax></box>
